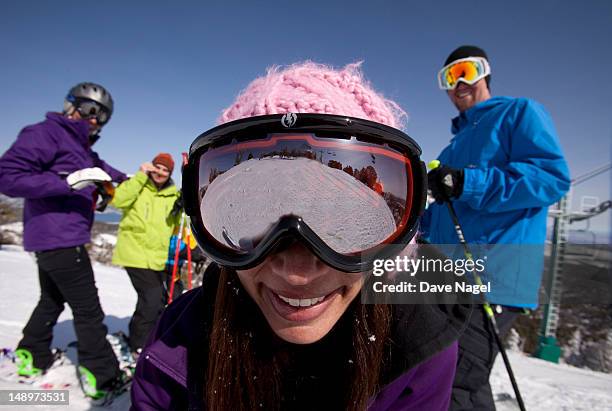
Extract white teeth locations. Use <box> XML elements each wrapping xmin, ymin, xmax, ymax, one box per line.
<box><xmin>277</xmin><ymin>294</ymin><xmax>326</xmax><ymax>307</ymax></box>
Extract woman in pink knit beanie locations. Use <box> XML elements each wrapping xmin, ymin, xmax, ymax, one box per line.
<box><xmin>131</xmin><ymin>62</ymin><xmax>468</xmax><ymax>411</ymax></box>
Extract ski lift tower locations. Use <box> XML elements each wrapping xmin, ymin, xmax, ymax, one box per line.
<box><xmin>535</xmin><ymin>192</ymin><xmax>570</xmax><ymax>362</ymax></box>
<box><xmin>535</xmin><ymin>163</ymin><xmax>612</xmax><ymax>363</ymax></box>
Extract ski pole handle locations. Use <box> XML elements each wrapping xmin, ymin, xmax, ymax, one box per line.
<box><xmin>425</xmin><ymin>160</ymin><xmax>442</xmax><ymax>207</ymax></box>
<box><xmin>428</xmin><ymin>160</ymin><xmax>441</xmax><ymax>170</ymax></box>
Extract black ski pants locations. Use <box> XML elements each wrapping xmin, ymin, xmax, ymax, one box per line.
<box><xmin>125</xmin><ymin>267</ymin><xmax>166</xmax><ymax>351</ymax></box>
<box><xmin>18</xmin><ymin>246</ymin><xmax>120</xmax><ymax>389</ymax></box>
<box><xmin>451</xmin><ymin>305</ymin><xmax>520</xmax><ymax>411</ymax></box>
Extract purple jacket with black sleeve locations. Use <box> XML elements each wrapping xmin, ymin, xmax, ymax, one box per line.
<box><xmin>0</xmin><ymin>112</ymin><xmax>126</xmax><ymax>251</ymax></box>
<box><xmin>130</xmin><ymin>263</ymin><xmax>470</xmax><ymax>411</ymax></box>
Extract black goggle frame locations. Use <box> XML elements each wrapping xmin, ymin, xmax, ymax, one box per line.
<box><xmin>182</xmin><ymin>113</ymin><xmax>427</xmax><ymax>273</ymax></box>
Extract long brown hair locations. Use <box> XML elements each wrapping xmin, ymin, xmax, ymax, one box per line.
<box><xmin>205</xmin><ymin>267</ymin><xmax>392</xmax><ymax>410</ymax></box>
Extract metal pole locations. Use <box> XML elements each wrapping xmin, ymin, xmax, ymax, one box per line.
<box><xmin>536</xmin><ymin>193</ymin><xmax>570</xmax><ymax>362</ymax></box>
<box><xmin>444</xmin><ymin>199</ymin><xmax>527</xmax><ymax>411</ymax></box>
<box><xmin>168</xmin><ymin>213</ymin><xmax>186</xmax><ymax>304</ymax></box>
<box><xmin>428</xmin><ymin>161</ymin><xmax>526</xmax><ymax>410</ymax></box>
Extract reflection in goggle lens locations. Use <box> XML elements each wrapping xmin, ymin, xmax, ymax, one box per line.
<box><xmin>446</xmin><ymin>61</ymin><xmax>480</xmax><ymax>85</ymax></box>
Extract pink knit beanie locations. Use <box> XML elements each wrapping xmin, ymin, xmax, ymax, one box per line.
<box><xmin>219</xmin><ymin>61</ymin><xmax>406</xmax><ymax>128</ymax></box>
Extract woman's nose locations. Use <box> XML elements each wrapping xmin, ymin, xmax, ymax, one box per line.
<box><xmin>268</xmin><ymin>241</ymin><xmax>329</xmax><ymax>286</ymax></box>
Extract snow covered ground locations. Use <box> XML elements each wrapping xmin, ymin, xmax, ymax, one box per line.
<box><xmin>491</xmin><ymin>352</ymin><xmax>612</xmax><ymax>411</ymax></box>
<box><xmin>0</xmin><ymin>245</ymin><xmax>611</xmax><ymax>410</ymax></box>
<box><xmin>0</xmin><ymin>245</ymin><xmax>135</xmax><ymax>410</ymax></box>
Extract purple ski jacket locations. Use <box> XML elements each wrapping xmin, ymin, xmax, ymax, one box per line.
<box><xmin>0</xmin><ymin>112</ymin><xmax>126</xmax><ymax>251</ymax></box>
<box><xmin>130</xmin><ymin>265</ymin><xmax>469</xmax><ymax>411</ymax></box>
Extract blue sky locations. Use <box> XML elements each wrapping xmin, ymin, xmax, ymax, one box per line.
<box><xmin>1</xmin><ymin>1</ymin><xmax>611</xmax><ymax>238</ymax></box>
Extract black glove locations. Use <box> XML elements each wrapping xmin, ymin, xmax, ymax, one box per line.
<box><xmin>94</xmin><ymin>181</ymin><xmax>115</xmax><ymax>212</ymax></box>
<box><xmin>170</xmin><ymin>192</ymin><xmax>184</xmax><ymax>217</ymax></box>
<box><xmin>427</xmin><ymin>166</ymin><xmax>464</xmax><ymax>203</ymax></box>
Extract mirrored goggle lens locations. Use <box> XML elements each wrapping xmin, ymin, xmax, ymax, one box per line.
<box><xmin>78</xmin><ymin>101</ymin><xmax>109</xmax><ymax>124</ymax></box>
<box><xmin>439</xmin><ymin>59</ymin><xmax>488</xmax><ymax>89</ymax></box>
<box><xmin>198</xmin><ymin>133</ymin><xmax>415</xmax><ymax>255</ymax></box>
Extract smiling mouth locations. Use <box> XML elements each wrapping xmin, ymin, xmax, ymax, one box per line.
<box><xmin>456</xmin><ymin>89</ymin><xmax>471</xmax><ymax>98</ymax></box>
<box><xmin>277</xmin><ymin>294</ymin><xmax>327</xmax><ymax>308</ymax></box>
<box><xmin>264</xmin><ymin>286</ymin><xmax>344</xmax><ymax>322</ymax></box>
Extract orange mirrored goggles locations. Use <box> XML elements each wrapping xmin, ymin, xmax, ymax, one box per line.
<box><xmin>437</xmin><ymin>57</ymin><xmax>491</xmax><ymax>90</ymax></box>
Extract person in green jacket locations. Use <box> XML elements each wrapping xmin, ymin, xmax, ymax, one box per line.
<box><xmin>111</xmin><ymin>152</ymin><xmax>181</xmax><ymax>353</ymax></box>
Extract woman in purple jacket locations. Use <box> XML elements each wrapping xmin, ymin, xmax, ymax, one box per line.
<box><xmin>131</xmin><ymin>63</ymin><xmax>470</xmax><ymax>411</ymax></box>
<box><xmin>0</xmin><ymin>83</ymin><xmax>127</xmax><ymax>401</ymax></box>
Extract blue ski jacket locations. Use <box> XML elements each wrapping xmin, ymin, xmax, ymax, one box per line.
<box><xmin>421</xmin><ymin>96</ymin><xmax>570</xmax><ymax>307</ymax></box>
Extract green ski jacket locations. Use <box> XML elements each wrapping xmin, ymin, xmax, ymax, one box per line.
<box><xmin>111</xmin><ymin>171</ymin><xmax>180</xmax><ymax>270</ymax></box>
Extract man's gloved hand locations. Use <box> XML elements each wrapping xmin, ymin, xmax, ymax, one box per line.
<box><xmin>427</xmin><ymin>166</ymin><xmax>464</xmax><ymax>203</ymax></box>
<box><xmin>170</xmin><ymin>192</ymin><xmax>184</xmax><ymax>218</ymax></box>
<box><xmin>95</xmin><ymin>181</ymin><xmax>116</xmax><ymax>212</ymax></box>
<box><xmin>66</xmin><ymin>167</ymin><xmax>112</xmax><ymax>191</ymax></box>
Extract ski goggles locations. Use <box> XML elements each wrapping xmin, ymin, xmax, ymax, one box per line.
<box><xmin>74</xmin><ymin>98</ymin><xmax>111</xmax><ymax>125</ymax></box>
<box><xmin>437</xmin><ymin>57</ymin><xmax>491</xmax><ymax>90</ymax></box>
<box><xmin>182</xmin><ymin>113</ymin><xmax>427</xmax><ymax>273</ymax></box>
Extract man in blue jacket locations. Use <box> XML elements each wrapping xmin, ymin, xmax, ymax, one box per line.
<box><xmin>421</xmin><ymin>46</ymin><xmax>570</xmax><ymax>410</ymax></box>
<box><xmin>0</xmin><ymin>83</ymin><xmax>127</xmax><ymax>402</ymax></box>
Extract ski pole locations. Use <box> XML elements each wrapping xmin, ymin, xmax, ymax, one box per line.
<box><xmin>428</xmin><ymin>160</ymin><xmax>527</xmax><ymax>411</ymax></box>
<box><xmin>186</xmin><ymin>229</ymin><xmax>193</xmax><ymax>290</ymax></box>
<box><xmin>168</xmin><ymin>213</ymin><xmax>186</xmax><ymax>304</ymax></box>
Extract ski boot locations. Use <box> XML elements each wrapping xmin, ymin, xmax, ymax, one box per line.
<box><xmin>14</xmin><ymin>348</ymin><xmax>42</xmax><ymax>378</ymax></box>
<box><xmin>78</xmin><ymin>366</ymin><xmax>131</xmax><ymax>406</ymax></box>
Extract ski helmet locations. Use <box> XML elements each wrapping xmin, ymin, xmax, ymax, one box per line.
<box><xmin>65</xmin><ymin>82</ymin><xmax>114</xmax><ymax>121</ymax></box>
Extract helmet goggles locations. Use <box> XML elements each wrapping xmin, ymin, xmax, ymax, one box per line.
<box><xmin>182</xmin><ymin>113</ymin><xmax>427</xmax><ymax>273</ymax></box>
<box><xmin>437</xmin><ymin>57</ymin><xmax>491</xmax><ymax>90</ymax></box>
<box><xmin>67</xmin><ymin>96</ymin><xmax>111</xmax><ymax>125</ymax></box>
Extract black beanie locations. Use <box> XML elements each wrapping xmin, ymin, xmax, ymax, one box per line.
<box><xmin>444</xmin><ymin>45</ymin><xmax>491</xmax><ymax>87</ymax></box>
